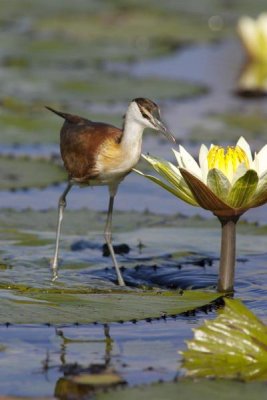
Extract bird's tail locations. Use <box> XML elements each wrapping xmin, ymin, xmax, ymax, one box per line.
<box><xmin>45</xmin><ymin>106</ymin><xmax>81</xmax><ymax>123</ymax></box>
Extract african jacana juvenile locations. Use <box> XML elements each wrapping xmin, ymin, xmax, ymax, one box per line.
<box><xmin>46</xmin><ymin>98</ymin><xmax>175</xmax><ymax>286</ymax></box>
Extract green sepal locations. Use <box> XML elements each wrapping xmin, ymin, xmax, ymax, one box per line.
<box><xmin>134</xmin><ymin>169</ymin><xmax>198</xmax><ymax>206</ymax></box>
<box><xmin>136</xmin><ymin>154</ymin><xmax>199</xmax><ymax>206</ymax></box>
<box><xmin>248</xmin><ymin>171</ymin><xmax>267</xmax><ymax>208</ymax></box>
<box><xmin>227</xmin><ymin>170</ymin><xmax>258</xmax><ymax>208</ymax></box>
<box><xmin>207</xmin><ymin>168</ymin><xmax>231</xmax><ymax>200</ymax></box>
<box><xmin>143</xmin><ymin>155</ymin><xmax>195</xmax><ymax>198</ymax></box>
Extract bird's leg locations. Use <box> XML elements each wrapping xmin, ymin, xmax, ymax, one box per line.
<box><xmin>51</xmin><ymin>182</ymin><xmax>72</xmax><ymax>281</ymax></box>
<box><xmin>104</xmin><ymin>195</ymin><xmax>126</xmax><ymax>286</ymax></box>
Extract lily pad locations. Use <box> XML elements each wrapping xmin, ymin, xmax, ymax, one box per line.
<box><xmin>96</xmin><ymin>379</ymin><xmax>267</xmax><ymax>400</ymax></box>
<box><xmin>0</xmin><ymin>289</ymin><xmax>221</xmax><ymax>324</ymax></box>
<box><xmin>58</xmin><ymin>75</ymin><xmax>207</xmax><ymax>102</ymax></box>
<box><xmin>33</xmin><ymin>6</ymin><xmax>221</xmax><ymax>60</ymax></box>
<box><xmin>0</xmin><ymin>156</ymin><xmax>66</xmax><ymax>190</ymax></box>
<box><xmin>189</xmin><ymin>110</ymin><xmax>267</xmax><ymax>144</ymax></box>
<box><xmin>0</xmin><ymin>67</ymin><xmax>207</xmax><ymax>106</ymax></box>
<box><xmin>214</xmin><ymin>111</ymin><xmax>267</xmax><ymax>139</ymax></box>
<box><xmin>181</xmin><ymin>299</ymin><xmax>267</xmax><ymax>381</ymax></box>
<box><xmin>1</xmin><ymin>209</ymin><xmax>267</xmax><ymax>237</ymax></box>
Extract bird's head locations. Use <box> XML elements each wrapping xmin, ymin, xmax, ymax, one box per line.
<box><xmin>127</xmin><ymin>97</ymin><xmax>176</xmax><ymax>143</ymax></box>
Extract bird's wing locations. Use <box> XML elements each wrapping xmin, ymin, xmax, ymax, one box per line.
<box><xmin>60</xmin><ymin>119</ymin><xmax>123</xmax><ymax>181</ymax></box>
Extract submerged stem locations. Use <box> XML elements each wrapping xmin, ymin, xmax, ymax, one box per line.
<box><xmin>217</xmin><ymin>216</ymin><xmax>239</xmax><ymax>293</ymax></box>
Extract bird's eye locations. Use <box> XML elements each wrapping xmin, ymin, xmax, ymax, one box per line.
<box><xmin>140</xmin><ymin>110</ymin><xmax>150</xmax><ymax>120</ymax></box>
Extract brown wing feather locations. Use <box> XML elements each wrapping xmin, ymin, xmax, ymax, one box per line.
<box><xmin>60</xmin><ymin>119</ymin><xmax>122</xmax><ymax>182</ymax></box>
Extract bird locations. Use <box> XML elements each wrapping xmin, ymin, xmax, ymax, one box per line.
<box><xmin>46</xmin><ymin>98</ymin><xmax>175</xmax><ymax>286</ymax></box>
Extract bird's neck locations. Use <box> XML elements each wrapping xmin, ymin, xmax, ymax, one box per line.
<box><xmin>121</xmin><ymin>104</ymin><xmax>146</xmax><ymax>150</ymax></box>
<box><xmin>122</xmin><ymin>118</ymin><xmax>145</xmax><ymax>147</ymax></box>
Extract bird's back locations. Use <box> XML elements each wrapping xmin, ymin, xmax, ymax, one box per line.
<box><xmin>60</xmin><ymin>118</ymin><xmax>123</xmax><ymax>182</ymax></box>
<box><xmin>46</xmin><ymin>107</ymin><xmax>123</xmax><ymax>183</ymax></box>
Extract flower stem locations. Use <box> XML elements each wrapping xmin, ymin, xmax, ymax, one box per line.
<box><xmin>217</xmin><ymin>216</ymin><xmax>239</xmax><ymax>293</ymax></box>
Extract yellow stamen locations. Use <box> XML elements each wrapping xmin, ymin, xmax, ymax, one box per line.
<box><xmin>207</xmin><ymin>146</ymin><xmax>249</xmax><ymax>182</ymax></box>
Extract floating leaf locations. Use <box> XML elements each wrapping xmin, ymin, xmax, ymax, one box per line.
<box><xmin>58</xmin><ymin>75</ymin><xmax>206</xmax><ymax>102</ymax></box>
<box><xmin>181</xmin><ymin>299</ymin><xmax>267</xmax><ymax>381</ymax></box>
<box><xmin>0</xmin><ymin>156</ymin><xmax>66</xmax><ymax>190</ymax></box>
<box><xmin>0</xmin><ymin>289</ymin><xmax>221</xmax><ymax>324</ymax></box>
<box><xmin>96</xmin><ymin>379</ymin><xmax>267</xmax><ymax>400</ymax></box>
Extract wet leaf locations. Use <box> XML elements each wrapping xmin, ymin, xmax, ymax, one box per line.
<box><xmin>214</xmin><ymin>111</ymin><xmax>267</xmax><ymax>138</ymax></box>
<box><xmin>181</xmin><ymin>299</ymin><xmax>267</xmax><ymax>381</ymax></box>
<box><xmin>0</xmin><ymin>289</ymin><xmax>221</xmax><ymax>324</ymax></box>
<box><xmin>1</xmin><ymin>209</ymin><xmax>267</xmax><ymax>236</ymax></box>
<box><xmin>96</xmin><ymin>379</ymin><xmax>267</xmax><ymax>400</ymax></box>
<box><xmin>57</xmin><ymin>75</ymin><xmax>206</xmax><ymax>102</ymax></box>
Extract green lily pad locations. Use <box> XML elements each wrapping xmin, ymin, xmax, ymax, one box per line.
<box><xmin>34</xmin><ymin>7</ymin><xmax>220</xmax><ymax>60</ymax></box>
<box><xmin>96</xmin><ymin>380</ymin><xmax>267</xmax><ymax>400</ymax></box>
<box><xmin>189</xmin><ymin>110</ymin><xmax>267</xmax><ymax>144</ymax></box>
<box><xmin>181</xmin><ymin>299</ymin><xmax>267</xmax><ymax>381</ymax></box>
<box><xmin>0</xmin><ymin>289</ymin><xmax>221</xmax><ymax>324</ymax></box>
<box><xmin>0</xmin><ymin>156</ymin><xmax>66</xmax><ymax>190</ymax></box>
<box><xmin>0</xmin><ymin>67</ymin><xmax>207</xmax><ymax>106</ymax></box>
<box><xmin>214</xmin><ymin>112</ymin><xmax>267</xmax><ymax>139</ymax></box>
<box><xmin>1</xmin><ymin>209</ymin><xmax>267</xmax><ymax>236</ymax></box>
<box><xmin>58</xmin><ymin>75</ymin><xmax>206</xmax><ymax>102</ymax></box>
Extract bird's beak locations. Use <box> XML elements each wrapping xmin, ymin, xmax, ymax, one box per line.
<box><xmin>154</xmin><ymin>118</ymin><xmax>176</xmax><ymax>144</ymax></box>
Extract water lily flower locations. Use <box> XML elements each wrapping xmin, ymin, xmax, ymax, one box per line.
<box><xmin>135</xmin><ymin>137</ymin><xmax>267</xmax><ymax>292</ymax></box>
<box><xmin>137</xmin><ymin>137</ymin><xmax>267</xmax><ymax>218</ymax></box>
<box><xmin>237</xmin><ymin>61</ymin><xmax>267</xmax><ymax>96</ymax></box>
<box><xmin>237</xmin><ymin>13</ymin><xmax>267</xmax><ymax>63</ymax></box>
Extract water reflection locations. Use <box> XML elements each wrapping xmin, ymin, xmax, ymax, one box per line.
<box><xmin>54</xmin><ymin>325</ymin><xmax>121</xmax><ymax>398</ymax></box>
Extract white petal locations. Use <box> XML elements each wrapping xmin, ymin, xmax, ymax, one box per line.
<box><xmin>237</xmin><ymin>16</ymin><xmax>259</xmax><ymax>59</ymax></box>
<box><xmin>198</xmin><ymin>144</ymin><xmax>209</xmax><ymax>183</ymax></box>
<box><xmin>255</xmin><ymin>144</ymin><xmax>267</xmax><ymax>176</ymax></box>
<box><xmin>178</xmin><ymin>145</ymin><xmax>202</xmax><ymax>179</ymax></box>
<box><xmin>168</xmin><ymin>162</ymin><xmax>182</xmax><ymax>177</ymax></box>
<box><xmin>236</xmin><ymin>136</ymin><xmax>253</xmax><ymax>167</ymax></box>
<box><xmin>253</xmin><ymin>152</ymin><xmax>259</xmax><ymax>174</ymax></box>
<box><xmin>172</xmin><ymin>149</ymin><xmax>183</xmax><ymax>167</ymax></box>
<box><xmin>258</xmin><ymin>13</ymin><xmax>267</xmax><ymax>38</ymax></box>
